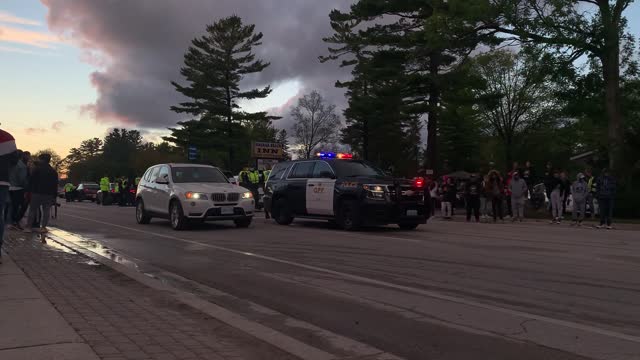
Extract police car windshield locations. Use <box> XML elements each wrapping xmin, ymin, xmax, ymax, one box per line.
<box><xmin>332</xmin><ymin>160</ymin><xmax>389</xmax><ymax>178</ymax></box>
<box><xmin>171</xmin><ymin>167</ymin><xmax>228</xmax><ymax>183</ymax></box>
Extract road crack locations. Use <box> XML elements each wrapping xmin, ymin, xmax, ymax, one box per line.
<box><xmin>508</xmin><ymin>319</ymin><xmax>536</xmax><ymax>336</ymax></box>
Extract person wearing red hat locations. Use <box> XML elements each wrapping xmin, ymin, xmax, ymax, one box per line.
<box><xmin>0</xmin><ymin>129</ymin><xmax>18</xmax><ymax>264</ymax></box>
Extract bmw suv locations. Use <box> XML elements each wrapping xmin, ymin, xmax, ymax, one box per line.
<box><xmin>135</xmin><ymin>163</ymin><xmax>255</xmax><ymax>230</ymax></box>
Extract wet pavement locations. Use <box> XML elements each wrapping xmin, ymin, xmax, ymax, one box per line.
<box><xmin>25</xmin><ymin>202</ymin><xmax>640</xmax><ymax>360</ymax></box>
<box><xmin>4</xmin><ymin>231</ymin><xmax>298</xmax><ymax>360</ymax></box>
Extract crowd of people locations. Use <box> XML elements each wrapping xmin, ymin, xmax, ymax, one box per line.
<box><xmin>426</xmin><ymin>161</ymin><xmax>617</xmax><ymax>228</ymax></box>
<box><xmin>1</xmin><ymin>129</ymin><xmax>60</xmax><ymax>263</ymax></box>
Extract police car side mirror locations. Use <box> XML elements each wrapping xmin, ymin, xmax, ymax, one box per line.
<box><xmin>319</xmin><ymin>171</ymin><xmax>335</xmax><ymax>179</ymax></box>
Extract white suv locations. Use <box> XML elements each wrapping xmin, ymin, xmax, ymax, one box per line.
<box><xmin>135</xmin><ymin>163</ymin><xmax>255</xmax><ymax>230</ymax></box>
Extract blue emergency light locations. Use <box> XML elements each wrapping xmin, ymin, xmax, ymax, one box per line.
<box><xmin>316</xmin><ymin>152</ymin><xmax>353</xmax><ymax>159</ymax></box>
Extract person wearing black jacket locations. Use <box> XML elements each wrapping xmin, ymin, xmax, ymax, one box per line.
<box><xmin>0</xmin><ymin>129</ymin><xmax>18</xmax><ymax>264</ymax></box>
<box><xmin>543</xmin><ymin>162</ymin><xmax>555</xmax><ymax>213</ymax></box>
<box><xmin>465</xmin><ymin>174</ymin><xmax>482</xmax><ymax>222</ymax></box>
<box><xmin>440</xmin><ymin>178</ymin><xmax>457</xmax><ymax>219</ymax></box>
<box><xmin>560</xmin><ymin>171</ymin><xmax>571</xmax><ymax>217</ymax></box>
<box><xmin>522</xmin><ymin>161</ymin><xmax>535</xmax><ymax>195</ymax></box>
<box><xmin>24</xmin><ymin>153</ymin><xmax>58</xmax><ymax>233</ymax></box>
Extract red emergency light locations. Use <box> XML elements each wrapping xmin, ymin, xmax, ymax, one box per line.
<box><xmin>317</xmin><ymin>152</ymin><xmax>353</xmax><ymax>159</ymax></box>
<box><xmin>414</xmin><ymin>177</ymin><xmax>425</xmax><ymax>188</ymax></box>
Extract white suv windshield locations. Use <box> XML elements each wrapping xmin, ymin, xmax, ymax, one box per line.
<box><xmin>171</xmin><ymin>167</ymin><xmax>228</xmax><ymax>183</ymax></box>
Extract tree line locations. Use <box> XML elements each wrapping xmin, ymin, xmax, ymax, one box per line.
<box><xmin>60</xmin><ymin>1</ymin><xmax>639</xmax><ymax>214</ymax></box>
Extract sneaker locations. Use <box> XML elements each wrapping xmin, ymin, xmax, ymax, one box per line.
<box><xmin>596</xmin><ymin>225</ymin><xmax>604</xmax><ymax>229</ymax></box>
<box><xmin>39</xmin><ymin>227</ymin><xmax>49</xmax><ymax>233</ymax></box>
<box><xmin>606</xmin><ymin>226</ymin><xmax>613</xmax><ymax>230</ymax></box>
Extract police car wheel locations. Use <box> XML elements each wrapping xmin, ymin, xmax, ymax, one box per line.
<box><xmin>234</xmin><ymin>217</ymin><xmax>252</xmax><ymax>228</ymax></box>
<box><xmin>170</xmin><ymin>201</ymin><xmax>189</xmax><ymax>231</ymax></box>
<box><xmin>398</xmin><ymin>222</ymin><xmax>419</xmax><ymax>230</ymax></box>
<box><xmin>136</xmin><ymin>199</ymin><xmax>151</xmax><ymax>224</ymax></box>
<box><xmin>339</xmin><ymin>200</ymin><xmax>361</xmax><ymax>231</ymax></box>
<box><xmin>273</xmin><ymin>198</ymin><xmax>294</xmax><ymax>225</ymax></box>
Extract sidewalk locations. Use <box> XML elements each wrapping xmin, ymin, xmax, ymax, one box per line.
<box><xmin>0</xmin><ymin>249</ymin><xmax>99</xmax><ymax>360</ymax></box>
<box><xmin>1</xmin><ymin>232</ymin><xmax>297</xmax><ymax>360</ymax></box>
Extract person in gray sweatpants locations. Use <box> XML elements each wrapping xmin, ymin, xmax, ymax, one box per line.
<box><xmin>549</xmin><ymin>171</ymin><xmax>564</xmax><ymax>223</ymax></box>
<box><xmin>571</xmin><ymin>173</ymin><xmax>589</xmax><ymax>226</ymax></box>
<box><xmin>508</xmin><ymin>171</ymin><xmax>528</xmax><ymax>221</ymax></box>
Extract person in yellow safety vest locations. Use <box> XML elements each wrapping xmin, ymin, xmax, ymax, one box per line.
<box><xmin>238</xmin><ymin>168</ymin><xmax>250</xmax><ymax>186</ymax></box>
<box><xmin>249</xmin><ymin>170</ymin><xmax>260</xmax><ymax>184</ymax></box>
<box><xmin>263</xmin><ymin>169</ymin><xmax>271</xmax><ymax>183</ymax></box>
<box><xmin>99</xmin><ymin>176</ymin><xmax>110</xmax><ymax>206</ymax></box>
<box><xmin>100</xmin><ymin>176</ymin><xmax>110</xmax><ymax>191</ymax></box>
<box><xmin>64</xmin><ymin>183</ymin><xmax>76</xmax><ymax>202</ymax></box>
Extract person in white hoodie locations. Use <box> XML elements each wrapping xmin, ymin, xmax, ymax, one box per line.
<box><xmin>508</xmin><ymin>171</ymin><xmax>528</xmax><ymax>222</ymax></box>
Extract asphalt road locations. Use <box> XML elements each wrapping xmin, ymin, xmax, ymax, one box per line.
<box><xmin>49</xmin><ymin>201</ymin><xmax>640</xmax><ymax>360</ymax></box>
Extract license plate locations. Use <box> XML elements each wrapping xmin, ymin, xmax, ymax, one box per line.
<box><xmin>406</xmin><ymin>210</ymin><xmax>418</xmax><ymax>217</ymax></box>
<box><xmin>221</xmin><ymin>206</ymin><xmax>234</xmax><ymax>215</ymax></box>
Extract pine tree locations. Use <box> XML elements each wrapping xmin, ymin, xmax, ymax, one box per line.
<box><xmin>170</xmin><ymin>15</ymin><xmax>278</xmax><ymax>170</ymax></box>
<box><xmin>275</xmin><ymin>129</ymin><xmax>290</xmax><ymax>160</ymax></box>
<box><xmin>322</xmin><ymin>0</ymin><xmax>494</xmax><ymax>173</ymax></box>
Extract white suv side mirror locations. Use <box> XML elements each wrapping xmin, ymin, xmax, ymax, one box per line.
<box><xmin>155</xmin><ymin>175</ymin><xmax>169</xmax><ymax>185</ymax></box>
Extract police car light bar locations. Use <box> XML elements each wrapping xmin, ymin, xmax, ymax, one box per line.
<box><xmin>316</xmin><ymin>152</ymin><xmax>353</xmax><ymax>159</ymax></box>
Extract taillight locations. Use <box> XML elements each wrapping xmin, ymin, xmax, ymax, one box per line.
<box><xmin>414</xmin><ymin>177</ymin><xmax>425</xmax><ymax>188</ymax></box>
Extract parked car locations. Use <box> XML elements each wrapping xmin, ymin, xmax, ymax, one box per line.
<box><xmin>76</xmin><ymin>183</ymin><xmax>99</xmax><ymax>202</ymax></box>
<box><xmin>135</xmin><ymin>163</ymin><xmax>255</xmax><ymax>230</ymax></box>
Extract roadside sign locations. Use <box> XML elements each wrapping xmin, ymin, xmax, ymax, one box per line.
<box><xmin>188</xmin><ymin>145</ymin><xmax>198</xmax><ymax>161</ymax></box>
<box><xmin>252</xmin><ymin>142</ymin><xmax>285</xmax><ymax>159</ymax></box>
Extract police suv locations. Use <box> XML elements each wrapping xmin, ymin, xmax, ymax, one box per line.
<box><xmin>263</xmin><ymin>153</ymin><xmax>430</xmax><ymax>230</ymax></box>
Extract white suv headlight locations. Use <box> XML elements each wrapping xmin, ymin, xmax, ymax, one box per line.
<box><xmin>242</xmin><ymin>191</ymin><xmax>253</xmax><ymax>199</ymax></box>
<box><xmin>185</xmin><ymin>192</ymin><xmax>208</xmax><ymax>200</ymax></box>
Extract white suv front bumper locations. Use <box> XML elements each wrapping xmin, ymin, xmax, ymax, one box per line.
<box><xmin>182</xmin><ymin>199</ymin><xmax>255</xmax><ymax>220</ymax></box>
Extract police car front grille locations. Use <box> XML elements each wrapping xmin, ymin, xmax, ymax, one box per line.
<box><xmin>387</xmin><ymin>186</ymin><xmax>423</xmax><ymax>201</ymax></box>
<box><xmin>226</xmin><ymin>193</ymin><xmax>240</xmax><ymax>202</ymax></box>
<box><xmin>211</xmin><ymin>193</ymin><xmax>226</xmax><ymax>202</ymax></box>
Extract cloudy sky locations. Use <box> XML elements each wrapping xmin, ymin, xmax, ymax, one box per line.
<box><xmin>1</xmin><ymin>0</ymin><xmax>639</xmax><ymax>157</ymax></box>
<box><xmin>1</xmin><ymin>0</ymin><xmax>354</xmax><ymax>156</ymax></box>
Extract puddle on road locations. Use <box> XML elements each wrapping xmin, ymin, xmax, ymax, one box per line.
<box><xmin>47</xmin><ymin>228</ymin><xmax>141</xmax><ymax>271</ymax></box>
<box><xmin>42</xmin><ymin>237</ymin><xmax>76</xmax><ymax>254</ymax></box>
